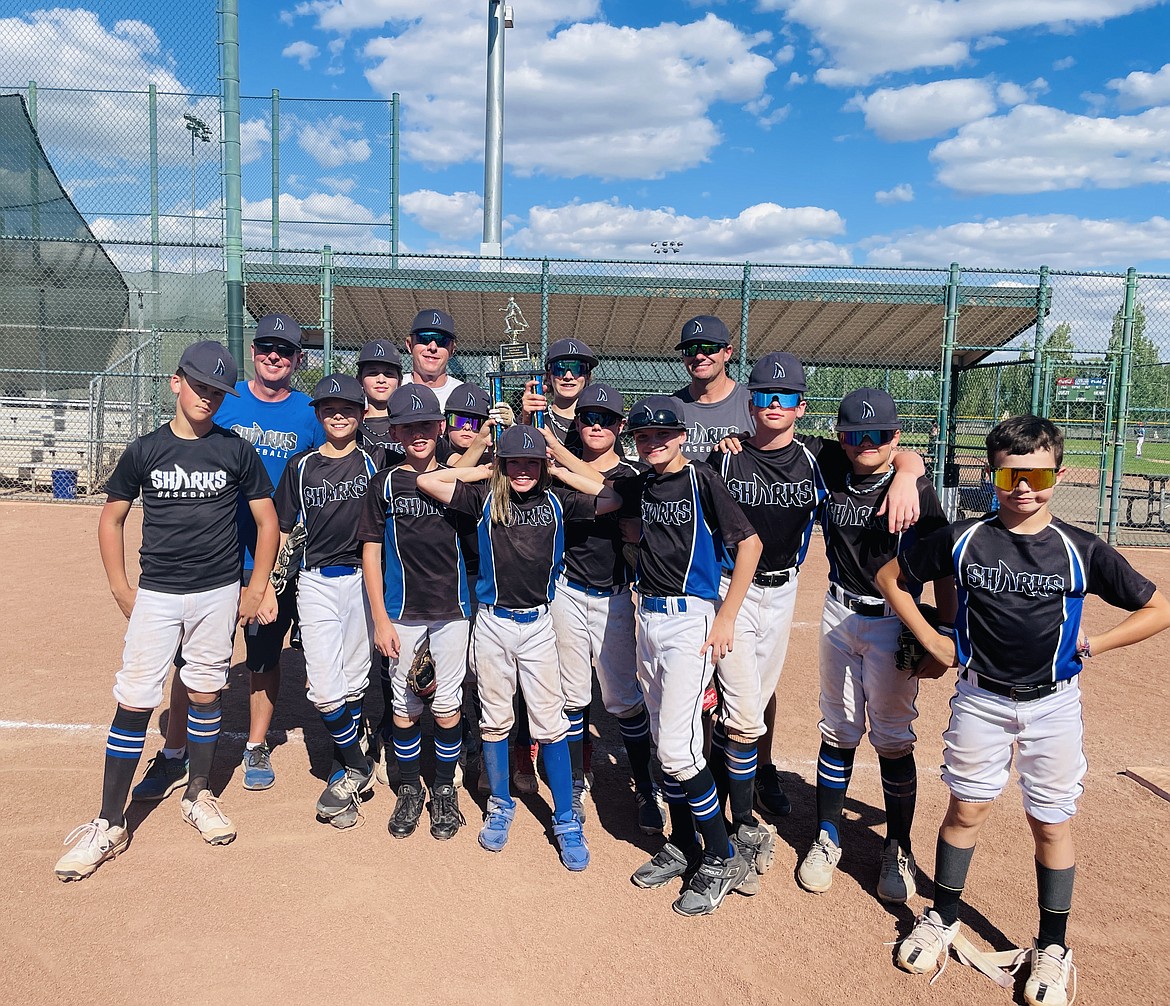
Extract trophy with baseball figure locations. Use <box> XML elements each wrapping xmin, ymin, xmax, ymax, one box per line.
<box><xmin>487</xmin><ymin>297</ymin><xmax>543</xmax><ymax>440</ymax></box>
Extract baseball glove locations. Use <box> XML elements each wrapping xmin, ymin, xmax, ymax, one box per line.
<box><xmin>895</xmin><ymin>602</ymin><xmax>942</xmax><ymax>673</ymax></box>
<box><xmin>269</xmin><ymin>521</ymin><xmax>308</xmax><ymax>596</ymax></box>
<box><xmin>407</xmin><ymin>638</ymin><xmax>437</xmax><ymax>703</ymax></box>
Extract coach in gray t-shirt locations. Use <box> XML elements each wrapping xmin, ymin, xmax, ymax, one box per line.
<box><xmin>671</xmin><ymin>315</ymin><xmax>754</xmax><ymax>461</ymax></box>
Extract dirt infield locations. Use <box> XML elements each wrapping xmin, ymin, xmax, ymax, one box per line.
<box><xmin>3</xmin><ymin>500</ymin><xmax>1169</xmax><ymax>1005</ymax></box>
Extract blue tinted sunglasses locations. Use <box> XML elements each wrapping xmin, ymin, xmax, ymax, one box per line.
<box><xmin>550</xmin><ymin>359</ymin><xmax>590</xmax><ymax>378</ymax></box>
<box><xmin>841</xmin><ymin>428</ymin><xmax>897</xmax><ymax>447</ymax></box>
<box><xmin>751</xmin><ymin>391</ymin><xmax>801</xmax><ymax>409</ymax></box>
<box><xmin>413</xmin><ymin>330</ymin><xmax>454</xmax><ymax>349</ymax></box>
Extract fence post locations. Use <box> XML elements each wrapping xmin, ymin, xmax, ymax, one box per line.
<box><xmin>271</xmin><ymin>88</ymin><xmax>280</xmax><ymax>264</ymax></box>
<box><xmin>28</xmin><ymin>81</ymin><xmax>40</xmax><ymax>239</ymax></box>
<box><xmin>540</xmin><ymin>258</ymin><xmax>550</xmax><ymax>363</ymax></box>
<box><xmin>739</xmin><ymin>263</ymin><xmax>751</xmax><ymax>384</ymax></box>
<box><xmin>1030</xmin><ymin>265</ymin><xmax>1050</xmax><ymax>413</ymax></box>
<box><xmin>1107</xmin><ymin>267</ymin><xmax>1139</xmax><ymax>544</ymax></box>
<box><xmin>149</xmin><ymin>85</ymin><xmax>160</xmax><ymax>327</ymax></box>
<box><xmin>221</xmin><ymin>0</ymin><xmax>245</xmax><ymax>375</ymax></box>
<box><xmin>321</xmin><ymin>244</ymin><xmax>334</xmax><ymax>374</ymax></box>
<box><xmin>1097</xmin><ymin>354</ymin><xmax>1118</xmax><ymax>537</ymax></box>
<box><xmin>390</xmin><ymin>92</ymin><xmax>400</xmax><ymax>268</ymax></box>
<box><xmin>934</xmin><ymin>262</ymin><xmax>960</xmax><ymax>499</ymax></box>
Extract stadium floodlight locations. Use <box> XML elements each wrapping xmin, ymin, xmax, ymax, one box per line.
<box><xmin>650</xmin><ymin>240</ymin><xmax>685</xmax><ymax>254</ymax></box>
<box><xmin>183</xmin><ymin>113</ymin><xmax>212</xmax><ymax>316</ymax></box>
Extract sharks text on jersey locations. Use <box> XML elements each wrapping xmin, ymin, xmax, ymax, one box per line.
<box><xmin>304</xmin><ymin>474</ymin><xmax>369</xmax><ymax>509</ymax></box>
<box><xmin>150</xmin><ymin>465</ymin><xmax>229</xmax><ymax>496</ymax></box>
<box><xmin>965</xmin><ymin>560</ymin><xmax>1066</xmax><ymax>598</ymax></box>
<box><xmin>231</xmin><ymin>422</ymin><xmax>299</xmax><ymax>455</ymax></box>
<box><xmin>725</xmin><ymin>474</ymin><xmax>816</xmax><ymax>509</ymax></box>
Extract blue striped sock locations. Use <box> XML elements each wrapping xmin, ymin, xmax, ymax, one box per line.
<box><xmin>393</xmin><ymin>721</ymin><xmax>422</xmax><ymax>787</ymax></box>
<box><xmin>186</xmin><ymin>697</ymin><xmax>222</xmax><ymax>797</ymax></box>
<box><xmin>680</xmin><ymin>767</ymin><xmax>734</xmax><ymax>859</ymax></box>
<box><xmin>434</xmin><ymin>722</ymin><xmax>462</xmax><ymax>787</ymax></box>
<box><xmin>320</xmin><ymin>703</ymin><xmax>366</xmax><ymax>773</ymax></box>
<box><xmin>618</xmin><ymin>707</ymin><xmax>654</xmax><ymax>794</ymax></box>
<box><xmin>566</xmin><ymin>707</ymin><xmax>585</xmax><ymax>781</ymax></box>
<box><xmin>725</xmin><ymin>738</ymin><xmax>758</xmax><ymax>827</ymax></box>
<box><xmin>815</xmin><ymin>742</ymin><xmax>855</xmax><ymax>846</ymax></box>
<box><xmin>100</xmin><ymin>707</ymin><xmax>151</xmax><ymax>826</ymax></box>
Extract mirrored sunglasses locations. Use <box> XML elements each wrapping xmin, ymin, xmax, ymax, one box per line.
<box><xmin>414</xmin><ymin>330</ymin><xmax>454</xmax><ymax>349</ymax></box>
<box><xmin>752</xmin><ymin>390</ymin><xmax>802</xmax><ymax>409</ymax></box>
<box><xmin>629</xmin><ymin>409</ymin><xmax>683</xmax><ymax>431</ymax></box>
<box><xmin>446</xmin><ymin>413</ymin><xmax>483</xmax><ymax>432</ymax></box>
<box><xmin>841</xmin><ymin>428</ymin><xmax>897</xmax><ymax>447</ymax></box>
<box><xmin>990</xmin><ymin>467</ymin><xmax>1058</xmax><ymax>491</ymax></box>
<box><xmin>577</xmin><ymin>410</ymin><xmax>620</xmax><ymax>428</ymax></box>
<box><xmin>253</xmin><ymin>340</ymin><xmax>297</xmax><ymax>358</ymax></box>
<box><xmin>681</xmin><ymin>341</ymin><xmax>726</xmax><ymax>358</ymax></box>
<box><xmin>551</xmin><ymin>360</ymin><xmax>590</xmax><ymax>378</ymax></box>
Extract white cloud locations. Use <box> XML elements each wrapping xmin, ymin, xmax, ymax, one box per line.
<box><xmin>996</xmin><ymin>82</ymin><xmax>1030</xmax><ymax>105</ymax></box>
<box><xmin>760</xmin><ymin>0</ymin><xmax>1161</xmax><ymax>86</ymax></box>
<box><xmin>317</xmin><ymin>176</ymin><xmax>357</xmax><ymax>194</ymax></box>
<box><xmin>931</xmin><ymin>104</ymin><xmax>1170</xmax><ymax>193</ymax></box>
<box><xmin>241</xmin><ymin>192</ymin><xmax>391</xmax><ymax>251</ymax></box>
<box><xmin>863</xmin><ymin>213</ymin><xmax>1170</xmax><ymax>269</ymax></box>
<box><xmin>849</xmin><ymin>79</ymin><xmax>997</xmax><ymax>141</ymax></box>
<box><xmin>295</xmin><ymin>115</ymin><xmax>372</xmax><ymax>169</ymax></box>
<box><xmin>875</xmin><ymin>184</ymin><xmax>914</xmax><ymax>204</ymax></box>
<box><xmin>1109</xmin><ymin>62</ymin><xmax>1170</xmax><ymax>108</ymax></box>
<box><xmin>788</xmin><ymin>71</ymin><xmax>807</xmax><ymax>85</ymax></box>
<box><xmin>240</xmin><ymin>117</ymin><xmax>271</xmax><ymax>166</ymax></box>
<box><xmin>508</xmin><ymin>198</ymin><xmax>850</xmax><ymax>262</ymax></box>
<box><xmin>1054</xmin><ymin>56</ymin><xmax>1076</xmax><ymax>70</ymax></box>
<box><xmin>295</xmin><ymin>0</ymin><xmax>601</xmax><ymax>35</ymax></box>
<box><xmin>282</xmin><ymin>40</ymin><xmax>320</xmax><ymax>68</ymax></box>
<box><xmin>775</xmin><ymin>44</ymin><xmax>795</xmax><ymax>63</ymax></box>
<box><xmin>401</xmin><ymin>189</ymin><xmax>484</xmax><ymax>240</ymax></box>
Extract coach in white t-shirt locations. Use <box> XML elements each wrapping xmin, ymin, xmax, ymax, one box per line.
<box><xmin>402</xmin><ymin>308</ymin><xmax>462</xmax><ymax>410</ymax></box>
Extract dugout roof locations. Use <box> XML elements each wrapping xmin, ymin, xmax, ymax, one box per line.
<box><xmin>244</xmin><ymin>262</ymin><xmax>1046</xmax><ymax>372</ymax></box>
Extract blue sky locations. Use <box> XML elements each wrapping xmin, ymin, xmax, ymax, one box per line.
<box><xmin>6</xmin><ymin>2</ymin><xmax>1170</xmax><ymax>271</ymax></box>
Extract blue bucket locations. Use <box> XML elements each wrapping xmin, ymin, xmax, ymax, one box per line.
<box><xmin>52</xmin><ymin>468</ymin><xmax>79</xmax><ymax>500</ymax></box>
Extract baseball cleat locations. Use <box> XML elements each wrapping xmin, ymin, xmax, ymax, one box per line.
<box><xmin>241</xmin><ymin>743</ymin><xmax>275</xmax><ymax>791</ymax></box>
<box><xmin>672</xmin><ymin>849</ymin><xmax>751</xmax><ymax>917</ymax></box>
<box><xmin>1024</xmin><ymin>942</ymin><xmax>1075</xmax><ymax>1006</ymax></box>
<box><xmin>571</xmin><ymin>778</ymin><xmax>588</xmax><ymax>824</ymax></box>
<box><xmin>797</xmin><ymin>829</ymin><xmax>842</xmax><ymax>893</ymax></box>
<box><xmin>54</xmin><ymin>818</ymin><xmax>129</xmax><ymax>881</ymax></box>
<box><xmin>896</xmin><ymin>910</ymin><xmax>961</xmax><ymax>976</ymax></box>
<box><xmin>388</xmin><ymin>782</ymin><xmax>426</xmax><ymax>839</ymax></box>
<box><xmin>181</xmin><ymin>790</ymin><xmax>237</xmax><ymax>845</ymax></box>
<box><xmin>634</xmin><ymin>787</ymin><xmax>666</xmax><ymax>835</ymax></box>
<box><xmin>754</xmin><ymin>764</ymin><xmax>792</xmax><ymax>817</ymax></box>
<box><xmin>553</xmin><ymin>813</ymin><xmax>590</xmax><ymax>871</ymax></box>
<box><xmin>428</xmin><ymin>783</ymin><xmax>466</xmax><ymax>841</ymax></box>
<box><xmin>513</xmin><ymin>742</ymin><xmax>539</xmax><ymax>794</ymax></box>
<box><xmin>631</xmin><ymin>841</ymin><xmax>699</xmax><ymax>889</ymax></box>
<box><xmin>731</xmin><ymin>822</ymin><xmax>777</xmax><ymax>895</ymax></box>
<box><xmin>876</xmin><ymin>839</ymin><xmax>917</xmax><ymax>904</ymax></box>
<box><xmin>132</xmin><ymin>751</ymin><xmax>189</xmax><ymax>802</ymax></box>
<box><xmin>478</xmin><ymin>796</ymin><xmax>517</xmax><ymax>852</ymax></box>
<box><xmin>316</xmin><ymin>759</ymin><xmax>374</xmax><ymax>823</ymax></box>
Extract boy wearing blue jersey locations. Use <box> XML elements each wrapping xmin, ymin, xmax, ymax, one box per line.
<box><xmin>879</xmin><ymin>415</ymin><xmax>1170</xmax><ymax>1006</ymax></box>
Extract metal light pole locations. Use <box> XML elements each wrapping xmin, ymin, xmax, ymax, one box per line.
<box><xmin>482</xmin><ymin>2</ymin><xmax>513</xmax><ymax>259</ymax></box>
<box><xmin>183</xmin><ymin>112</ymin><xmax>212</xmax><ymax>321</ymax></box>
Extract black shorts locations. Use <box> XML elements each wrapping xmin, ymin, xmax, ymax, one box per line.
<box><xmin>242</xmin><ymin>568</ymin><xmax>297</xmax><ymax>673</ymax></box>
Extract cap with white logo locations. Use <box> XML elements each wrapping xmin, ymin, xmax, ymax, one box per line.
<box><xmin>748</xmin><ymin>351</ymin><xmax>807</xmax><ymax>393</ymax></box>
<box><xmin>409</xmin><ymin>308</ymin><xmax>456</xmax><ymax>340</ymax></box>
<box><xmin>444</xmin><ymin>382</ymin><xmax>491</xmax><ymax>419</ymax></box>
<box><xmin>675</xmin><ymin>315</ymin><xmax>731</xmax><ymax>351</ymax></box>
<box><xmin>836</xmin><ymin>387</ymin><xmax>901</xmax><ymax>432</ymax></box>
<box><xmin>388</xmin><ymin>384</ymin><xmax>443</xmax><ymax>424</ymax></box>
<box><xmin>178</xmin><ymin>340</ymin><xmax>240</xmax><ymax>397</ymax></box>
<box><xmin>310</xmin><ymin>373</ymin><xmax>366</xmax><ymax>408</ymax></box>
<box><xmin>577</xmin><ymin>382</ymin><xmax>624</xmax><ymax>416</ymax></box>
<box><xmin>546</xmin><ymin>338</ymin><xmax>599</xmax><ymax>369</ymax></box>
<box><xmin>254</xmin><ymin>313</ymin><xmax>304</xmax><ymax>348</ymax></box>
<box><xmin>496</xmin><ymin>424</ymin><xmax>549</xmax><ymax>459</ymax></box>
<box><xmin>357</xmin><ymin>339</ymin><xmax>403</xmax><ymax>369</ymax></box>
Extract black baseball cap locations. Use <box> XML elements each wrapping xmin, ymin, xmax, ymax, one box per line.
<box><xmin>388</xmin><ymin>385</ymin><xmax>444</xmax><ymax>424</ymax></box>
<box><xmin>254</xmin><ymin>313</ymin><xmax>303</xmax><ymax>348</ymax></box>
<box><xmin>675</xmin><ymin>315</ymin><xmax>731</xmax><ymax>351</ymax></box>
<box><xmin>446</xmin><ymin>382</ymin><xmax>491</xmax><ymax>420</ymax></box>
<box><xmin>357</xmin><ymin>339</ymin><xmax>403</xmax><ymax>369</ymax></box>
<box><xmin>310</xmin><ymin>374</ymin><xmax>365</xmax><ymax>408</ymax></box>
<box><xmin>577</xmin><ymin>382</ymin><xmax>623</xmax><ymax>416</ymax></box>
<box><xmin>627</xmin><ymin>395</ymin><xmax>687</xmax><ymax>432</ymax></box>
<box><xmin>410</xmin><ymin>308</ymin><xmax>456</xmax><ymax>340</ymax></box>
<box><xmin>837</xmin><ymin>388</ymin><xmax>901</xmax><ymax>432</ymax></box>
<box><xmin>178</xmin><ymin>340</ymin><xmax>239</xmax><ymax>397</ymax></box>
<box><xmin>748</xmin><ymin>352</ymin><xmax>807</xmax><ymax>394</ymax></box>
<box><xmin>547</xmin><ymin>338</ymin><xmax>598</xmax><ymax>369</ymax></box>
<box><xmin>496</xmin><ymin>424</ymin><xmax>548</xmax><ymax>459</ymax></box>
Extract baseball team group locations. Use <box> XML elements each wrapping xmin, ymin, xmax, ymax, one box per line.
<box><xmin>55</xmin><ymin>308</ymin><xmax>1170</xmax><ymax>1006</ymax></box>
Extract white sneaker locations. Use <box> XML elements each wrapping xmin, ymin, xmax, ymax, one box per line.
<box><xmin>54</xmin><ymin>818</ymin><xmax>129</xmax><ymax>881</ymax></box>
<box><xmin>181</xmin><ymin>790</ymin><xmax>237</xmax><ymax>845</ymax></box>
<box><xmin>876</xmin><ymin>839</ymin><xmax>917</xmax><ymax>903</ymax></box>
<box><xmin>897</xmin><ymin>910</ymin><xmax>961</xmax><ymax>976</ymax></box>
<box><xmin>1025</xmin><ymin>942</ymin><xmax>1075</xmax><ymax>1006</ymax></box>
<box><xmin>797</xmin><ymin>829</ymin><xmax>842</xmax><ymax>893</ymax></box>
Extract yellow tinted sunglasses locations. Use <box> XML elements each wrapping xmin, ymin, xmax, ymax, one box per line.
<box><xmin>990</xmin><ymin>467</ymin><xmax>1058</xmax><ymax>491</ymax></box>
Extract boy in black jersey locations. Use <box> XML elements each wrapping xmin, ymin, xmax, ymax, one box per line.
<box><xmin>520</xmin><ymin>337</ymin><xmax>598</xmax><ymax>454</ymax></box>
<box><xmin>547</xmin><ymin>382</ymin><xmax>665</xmax><ymax>834</ymax></box>
<box><xmin>417</xmin><ymin>425</ymin><xmax>621</xmax><ymax>871</ymax></box>
<box><xmin>880</xmin><ymin>415</ymin><xmax>1170</xmax><ymax>1005</ymax></box>
<box><xmin>356</xmin><ymin>338</ymin><xmax>404</xmax><ymax>463</ymax></box>
<box><xmin>55</xmin><ymin>342</ymin><xmax>278</xmax><ymax>881</ymax></box>
<box><xmin>269</xmin><ymin>374</ymin><xmax>380</xmax><ymax>830</ymax></box>
<box><xmin>622</xmin><ymin>395</ymin><xmax>764</xmax><ymax>917</ymax></box>
<box><xmin>359</xmin><ymin>385</ymin><xmax>474</xmax><ymax>841</ymax></box>
<box><xmin>441</xmin><ymin>382</ymin><xmax>494</xmax><ymax>465</ymax></box>
<box><xmin>796</xmin><ymin>388</ymin><xmax>952</xmax><ymax>905</ymax></box>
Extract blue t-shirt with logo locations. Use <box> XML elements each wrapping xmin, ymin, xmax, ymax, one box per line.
<box><xmin>214</xmin><ymin>381</ymin><xmax>325</xmax><ymax>569</ymax></box>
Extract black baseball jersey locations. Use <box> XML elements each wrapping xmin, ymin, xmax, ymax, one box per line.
<box><xmin>105</xmin><ymin>423</ymin><xmax>273</xmax><ymax>593</ymax></box>
<box><xmin>357</xmin><ymin>416</ymin><xmax>404</xmax><ymax>467</ymax></box>
<box><xmin>619</xmin><ymin>462</ymin><xmax>757</xmax><ymax>601</ymax></box>
<box><xmin>673</xmin><ymin>384</ymin><xmax>754</xmax><ymax>461</ymax></box>
<box><xmin>358</xmin><ymin>465</ymin><xmax>473</xmax><ymax>621</ymax></box>
<box><xmin>819</xmin><ymin>469</ymin><xmax>947</xmax><ymax>597</ymax></box>
<box><xmin>900</xmin><ymin>515</ymin><xmax>1156</xmax><ymax>686</ymax></box>
<box><xmin>547</xmin><ymin>408</ymin><xmax>584</xmax><ymax>457</ymax></box>
<box><xmin>448</xmin><ymin>481</ymin><xmax>597</xmax><ymax>609</ymax></box>
<box><xmin>274</xmin><ymin>446</ymin><xmax>380</xmax><ymax>569</ymax></box>
<box><xmin>561</xmin><ymin>458</ymin><xmax>647</xmax><ymax>588</ymax></box>
<box><xmin>708</xmin><ymin>436</ymin><xmax>839</xmax><ymax>571</ymax></box>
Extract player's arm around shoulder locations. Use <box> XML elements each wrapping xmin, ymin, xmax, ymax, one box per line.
<box><xmin>416</xmin><ymin>462</ymin><xmax>492</xmax><ymax>504</ymax></box>
<box><xmin>880</xmin><ymin>448</ymin><xmax>927</xmax><ymax>533</ymax></box>
<box><xmin>98</xmin><ymin>497</ymin><xmax>136</xmax><ymax>620</ymax></box>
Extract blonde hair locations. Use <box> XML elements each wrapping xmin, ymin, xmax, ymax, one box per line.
<box><xmin>489</xmin><ymin>458</ymin><xmax>551</xmax><ymax>525</ymax></box>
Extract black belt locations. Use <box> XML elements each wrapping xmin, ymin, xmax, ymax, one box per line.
<box><xmin>562</xmin><ymin>576</ymin><xmax>626</xmax><ymax>597</ymax></box>
<box><xmin>829</xmin><ymin>584</ymin><xmax>887</xmax><ymax>617</ymax></box>
<box><xmin>962</xmin><ymin>669</ymin><xmax>1073</xmax><ymax>702</ymax></box>
<box><xmin>753</xmin><ymin>569</ymin><xmax>793</xmax><ymax>588</ymax></box>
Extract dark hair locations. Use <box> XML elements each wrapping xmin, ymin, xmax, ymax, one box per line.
<box><xmin>986</xmin><ymin>414</ymin><xmax>1064</xmax><ymax>467</ymax></box>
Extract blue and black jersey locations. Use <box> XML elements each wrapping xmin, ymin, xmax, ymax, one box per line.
<box><xmin>900</xmin><ymin>515</ymin><xmax>1155</xmax><ymax>687</ymax></box>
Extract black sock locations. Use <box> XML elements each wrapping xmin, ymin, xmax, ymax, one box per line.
<box><xmin>319</xmin><ymin>703</ymin><xmax>367</xmax><ymax>773</ymax></box>
<box><xmin>680</xmin><ymin>767</ymin><xmax>733</xmax><ymax>860</ymax></box>
<box><xmin>662</xmin><ymin>775</ymin><xmax>696</xmax><ymax>850</ymax></box>
<box><xmin>100</xmin><ymin>707</ymin><xmax>152</xmax><ymax>827</ymax></box>
<box><xmin>725</xmin><ymin>738</ymin><xmax>758</xmax><ymax>828</ymax></box>
<box><xmin>566</xmin><ymin>707</ymin><xmax>586</xmax><ymax>782</ymax></box>
<box><xmin>184</xmin><ymin>696</ymin><xmax>222</xmax><ymax>800</ymax></box>
<box><xmin>618</xmin><ymin>708</ymin><xmax>654</xmax><ymax>794</ymax></box>
<box><xmin>515</xmin><ymin>693</ymin><xmax>531</xmax><ymax>748</ymax></box>
<box><xmin>376</xmin><ymin>655</ymin><xmax>393</xmax><ymax>739</ymax></box>
<box><xmin>879</xmin><ymin>752</ymin><xmax>917</xmax><ymax>850</ymax></box>
<box><xmin>1036</xmin><ymin>861</ymin><xmax>1075</xmax><ymax>949</ymax></box>
<box><xmin>433</xmin><ymin>721</ymin><xmax>462</xmax><ymax>787</ymax></box>
<box><xmin>346</xmin><ymin>695</ymin><xmax>365</xmax><ymax>750</ymax></box>
<box><xmin>393</xmin><ymin>720</ymin><xmax>422</xmax><ymax>788</ymax></box>
<box><xmin>581</xmin><ymin>703</ymin><xmax>593</xmax><ymax>768</ymax></box>
<box><xmin>708</xmin><ymin>721</ymin><xmax>730</xmax><ymax>812</ymax></box>
<box><xmin>814</xmin><ymin>741</ymin><xmax>855</xmax><ymax>846</ymax></box>
<box><xmin>931</xmin><ymin>835</ymin><xmax>976</xmax><ymax>926</ymax></box>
